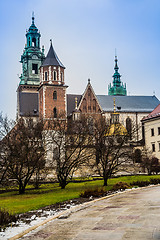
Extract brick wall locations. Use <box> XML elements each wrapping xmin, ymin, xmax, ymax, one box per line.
<box><xmin>79</xmin><ymin>86</ymin><xmax>101</xmax><ymax>114</ymax></box>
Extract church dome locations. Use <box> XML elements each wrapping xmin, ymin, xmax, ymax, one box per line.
<box><xmin>106</xmin><ymin>123</ymin><xmax>127</xmax><ymax>136</ymax></box>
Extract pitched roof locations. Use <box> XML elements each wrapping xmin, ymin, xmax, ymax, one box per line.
<box><xmin>19</xmin><ymin>92</ymin><xmax>39</xmax><ymax>117</ymax></box>
<box><xmin>77</xmin><ymin>80</ymin><xmax>103</xmax><ymax>113</ymax></box>
<box><xmin>67</xmin><ymin>94</ymin><xmax>82</xmax><ymax>116</ymax></box>
<box><xmin>142</xmin><ymin>103</ymin><xmax>160</xmax><ymax>121</ymax></box>
<box><xmin>96</xmin><ymin>95</ymin><xmax>160</xmax><ymax>113</ymax></box>
<box><xmin>42</xmin><ymin>42</ymin><xmax>65</xmax><ymax>68</ymax></box>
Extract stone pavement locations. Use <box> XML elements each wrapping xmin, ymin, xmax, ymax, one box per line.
<box><xmin>19</xmin><ymin>186</ymin><xmax>160</xmax><ymax>240</ymax></box>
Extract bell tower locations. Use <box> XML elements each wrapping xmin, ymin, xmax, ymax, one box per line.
<box><xmin>39</xmin><ymin>40</ymin><xmax>68</xmax><ymax>119</ymax></box>
<box><xmin>19</xmin><ymin>13</ymin><xmax>45</xmax><ymax>86</ymax></box>
<box><xmin>17</xmin><ymin>14</ymin><xmax>45</xmax><ymax>119</ymax></box>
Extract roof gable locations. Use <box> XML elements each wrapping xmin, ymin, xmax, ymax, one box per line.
<box><xmin>78</xmin><ymin>80</ymin><xmax>102</xmax><ymax>114</ymax></box>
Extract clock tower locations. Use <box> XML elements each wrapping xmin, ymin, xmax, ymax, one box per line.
<box><xmin>17</xmin><ymin>14</ymin><xmax>45</xmax><ymax>119</ymax></box>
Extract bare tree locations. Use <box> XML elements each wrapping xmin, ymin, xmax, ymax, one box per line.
<box><xmin>0</xmin><ymin>115</ymin><xmax>46</xmax><ymax>194</ymax></box>
<box><xmin>93</xmin><ymin>115</ymin><xmax>133</xmax><ymax>186</ymax></box>
<box><xmin>46</xmin><ymin>115</ymin><xmax>93</xmax><ymax>189</ymax></box>
<box><xmin>140</xmin><ymin>147</ymin><xmax>160</xmax><ymax>175</ymax></box>
<box><xmin>0</xmin><ymin>113</ymin><xmax>15</xmax><ymax>185</ymax></box>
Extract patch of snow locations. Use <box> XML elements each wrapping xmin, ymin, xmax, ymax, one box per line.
<box><xmin>0</xmin><ymin>203</ymin><xmax>75</xmax><ymax>240</ymax></box>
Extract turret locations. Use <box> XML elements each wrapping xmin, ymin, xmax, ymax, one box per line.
<box><xmin>19</xmin><ymin>13</ymin><xmax>45</xmax><ymax>86</ymax></box>
<box><xmin>108</xmin><ymin>56</ymin><xmax>127</xmax><ymax>96</ymax></box>
<box><xmin>39</xmin><ymin>40</ymin><xmax>67</xmax><ymax>119</ymax></box>
<box><xmin>40</xmin><ymin>40</ymin><xmax>65</xmax><ymax>85</ymax></box>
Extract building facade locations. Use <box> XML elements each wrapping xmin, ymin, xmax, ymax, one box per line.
<box><xmin>17</xmin><ymin>16</ymin><xmax>160</xmax><ymax>142</ymax></box>
<box><xmin>142</xmin><ymin>104</ymin><xmax>160</xmax><ymax>159</ymax></box>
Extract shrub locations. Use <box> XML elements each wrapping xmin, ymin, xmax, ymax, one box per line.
<box><xmin>112</xmin><ymin>182</ymin><xmax>130</xmax><ymax>191</ymax></box>
<box><xmin>80</xmin><ymin>187</ymin><xmax>106</xmax><ymax>198</ymax></box>
<box><xmin>130</xmin><ymin>180</ymin><xmax>150</xmax><ymax>187</ymax></box>
<box><xmin>149</xmin><ymin>178</ymin><xmax>160</xmax><ymax>185</ymax></box>
<box><xmin>0</xmin><ymin>209</ymin><xmax>18</xmax><ymax>230</ymax></box>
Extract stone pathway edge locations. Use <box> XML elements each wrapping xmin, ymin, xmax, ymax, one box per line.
<box><xmin>8</xmin><ymin>184</ymin><xmax>159</xmax><ymax>240</ymax></box>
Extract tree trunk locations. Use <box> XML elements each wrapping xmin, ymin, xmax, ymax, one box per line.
<box><xmin>59</xmin><ymin>180</ymin><xmax>67</xmax><ymax>189</ymax></box>
<box><xmin>58</xmin><ymin>175</ymin><xmax>67</xmax><ymax>189</ymax></box>
<box><xmin>19</xmin><ymin>183</ymin><xmax>25</xmax><ymax>194</ymax></box>
<box><xmin>103</xmin><ymin>173</ymin><xmax>108</xmax><ymax>186</ymax></box>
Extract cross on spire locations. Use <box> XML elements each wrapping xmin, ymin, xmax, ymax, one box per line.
<box><xmin>32</xmin><ymin>11</ymin><xmax>35</xmax><ymax>24</ymax></box>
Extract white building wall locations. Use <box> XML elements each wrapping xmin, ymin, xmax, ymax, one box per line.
<box><xmin>144</xmin><ymin>118</ymin><xmax>160</xmax><ymax>159</ymax></box>
<box><xmin>104</xmin><ymin>111</ymin><xmax>149</xmax><ymax>140</ymax></box>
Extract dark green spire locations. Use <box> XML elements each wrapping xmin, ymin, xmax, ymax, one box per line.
<box><xmin>108</xmin><ymin>56</ymin><xmax>127</xmax><ymax>96</ymax></box>
<box><xmin>19</xmin><ymin>14</ymin><xmax>45</xmax><ymax>85</ymax></box>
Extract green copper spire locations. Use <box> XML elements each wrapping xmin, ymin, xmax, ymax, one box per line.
<box><xmin>108</xmin><ymin>56</ymin><xmax>127</xmax><ymax>96</ymax></box>
<box><xmin>19</xmin><ymin>14</ymin><xmax>45</xmax><ymax>86</ymax></box>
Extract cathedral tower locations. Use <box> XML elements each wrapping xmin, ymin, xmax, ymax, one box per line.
<box><xmin>108</xmin><ymin>56</ymin><xmax>127</xmax><ymax>96</ymax></box>
<box><xmin>17</xmin><ymin>14</ymin><xmax>45</xmax><ymax>119</ymax></box>
<box><xmin>39</xmin><ymin>40</ymin><xmax>67</xmax><ymax>119</ymax></box>
<box><xmin>19</xmin><ymin>14</ymin><xmax>45</xmax><ymax>86</ymax></box>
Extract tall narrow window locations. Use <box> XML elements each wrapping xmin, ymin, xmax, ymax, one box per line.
<box><xmin>151</xmin><ymin>128</ymin><xmax>154</xmax><ymax>136</ymax></box>
<box><xmin>93</xmin><ymin>99</ymin><xmax>96</xmax><ymax>112</ymax></box>
<box><xmin>54</xmin><ymin>71</ymin><xmax>57</xmax><ymax>81</ymax></box>
<box><xmin>53</xmin><ymin>107</ymin><xmax>57</xmax><ymax>118</ymax></box>
<box><xmin>45</xmin><ymin>72</ymin><xmax>47</xmax><ymax>81</ymax></box>
<box><xmin>61</xmin><ymin>72</ymin><xmax>63</xmax><ymax>82</ymax></box>
<box><xmin>32</xmin><ymin>38</ymin><xmax>36</xmax><ymax>47</ymax></box>
<box><xmin>53</xmin><ymin>91</ymin><xmax>57</xmax><ymax>100</ymax></box>
<box><xmin>126</xmin><ymin>117</ymin><xmax>132</xmax><ymax>139</ymax></box>
<box><xmin>152</xmin><ymin>143</ymin><xmax>155</xmax><ymax>152</ymax></box>
<box><xmin>29</xmin><ymin>37</ymin><xmax>31</xmax><ymax>46</ymax></box>
<box><xmin>83</xmin><ymin>98</ymin><xmax>87</xmax><ymax>112</ymax></box>
<box><xmin>32</xmin><ymin>64</ymin><xmax>38</xmax><ymax>74</ymax></box>
<box><xmin>158</xmin><ymin>127</ymin><xmax>160</xmax><ymax>135</ymax></box>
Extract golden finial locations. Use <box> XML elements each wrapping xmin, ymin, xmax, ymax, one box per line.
<box><xmin>75</xmin><ymin>97</ymin><xmax>78</xmax><ymax>110</ymax></box>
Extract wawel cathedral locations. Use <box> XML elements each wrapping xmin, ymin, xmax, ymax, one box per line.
<box><xmin>17</xmin><ymin>16</ymin><xmax>160</xmax><ymax>141</ymax></box>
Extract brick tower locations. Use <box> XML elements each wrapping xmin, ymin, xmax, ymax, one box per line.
<box><xmin>39</xmin><ymin>40</ymin><xmax>67</xmax><ymax>119</ymax></box>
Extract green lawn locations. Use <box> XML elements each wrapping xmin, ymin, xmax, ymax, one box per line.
<box><xmin>0</xmin><ymin>175</ymin><xmax>160</xmax><ymax>215</ymax></box>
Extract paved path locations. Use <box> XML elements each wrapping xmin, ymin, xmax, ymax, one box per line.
<box><xmin>20</xmin><ymin>186</ymin><xmax>160</xmax><ymax>240</ymax></box>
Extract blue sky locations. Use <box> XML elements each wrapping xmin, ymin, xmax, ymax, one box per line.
<box><xmin>0</xmin><ymin>0</ymin><xmax>160</xmax><ymax>119</ymax></box>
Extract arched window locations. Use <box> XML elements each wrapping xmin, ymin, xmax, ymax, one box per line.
<box><xmin>93</xmin><ymin>99</ymin><xmax>96</xmax><ymax>112</ymax></box>
<box><xmin>53</xmin><ymin>91</ymin><xmax>57</xmax><ymax>100</ymax></box>
<box><xmin>126</xmin><ymin>117</ymin><xmax>132</xmax><ymax>139</ymax></box>
<box><xmin>53</xmin><ymin>107</ymin><xmax>57</xmax><ymax>118</ymax></box>
<box><xmin>32</xmin><ymin>38</ymin><xmax>36</xmax><ymax>47</ymax></box>
<box><xmin>45</xmin><ymin>72</ymin><xmax>47</xmax><ymax>81</ymax></box>
<box><xmin>83</xmin><ymin>98</ymin><xmax>87</xmax><ymax>112</ymax></box>
<box><xmin>54</xmin><ymin>71</ymin><xmax>57</xmax><ymax>81</ymax></box>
